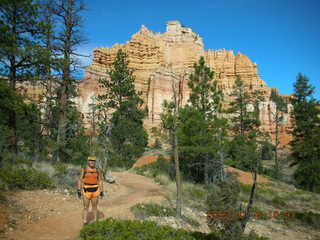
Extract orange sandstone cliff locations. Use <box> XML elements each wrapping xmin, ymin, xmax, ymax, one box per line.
<box><xmin>77</xmin><ymin>21</ymin><xmax>292</xmax><ymax>146</ymax></box>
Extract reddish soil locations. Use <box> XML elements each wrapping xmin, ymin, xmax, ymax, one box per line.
<box><xmin>226</xmin><ymin>166</ymin><xmax>269</xmax><ymax>185</ymax></box>
<box><xmin>132</xmin><ymin>155</ymin><xmax>171</xmax><ymax>168</ymax></box>
<box><xmin>135</xmin><ymin>155</ymin><xmax>270</xmax><ymax>185</ymax></box>
<box><xmin>133</xmin><ymin>155</ymin><xmax>159</xmax><ymax>168</ymax></box>
<box><xmin>0</xmin><ymin>203</ymin><xmax>8</xmax><ymax>237</ymax></box>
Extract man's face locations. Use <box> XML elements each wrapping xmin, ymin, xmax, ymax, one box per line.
<box><xmin>88</xmin><ymin>160</ymin><xmax>96</xmax><ymax>167</ymax></box>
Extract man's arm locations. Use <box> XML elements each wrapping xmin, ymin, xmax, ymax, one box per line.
<box><xmin>99</xmin><ymin>170</ymin><xmax>104</xmax><ymax>192</ymax></box>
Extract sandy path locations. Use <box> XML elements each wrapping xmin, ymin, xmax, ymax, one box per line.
<box><xmin>4</xmin><ymin>172</ymin><xmax>166</xmax><ymax>240</ymax></box>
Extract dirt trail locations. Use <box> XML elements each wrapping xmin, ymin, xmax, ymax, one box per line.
<box><xmin>4</xmin><ymin>172</ymin><xmax>166</xmax><ymax>240</ymax></box>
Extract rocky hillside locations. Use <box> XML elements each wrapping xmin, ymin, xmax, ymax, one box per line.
<box><xmin>77</xmin><ymin>21</ymin><xmax>292</xmax><ymax>145</ymax></box>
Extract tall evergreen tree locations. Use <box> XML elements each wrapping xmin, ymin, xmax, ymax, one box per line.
<box><xmin>0</xmin><ymin>81</ymin><xmax>43</xmax><ymax>162</ymax></box>
<box><xmin>0</xmin><ymin>0</ymin><xmax>45</xmax><ymax>154</ymax></box>
<box><xmin>98</xmin><ymin>49</ymin><xmax>148</xmax><ymax>168</ymax></box>
<box><xmin>178</xmin><ymin>106</ymin><xmax>215</xmax><ymax>183</ymax></box>
<box><xmin>227</xmin><ymin>76</ymin><xmax>265</xmax><ymax>171</ymax></box>
<box><xmin>227</xmin><ymin>76</ymin><xmax>262</xmax><ymax>136</ymax></box>
<box><xmin>37</xmin><ymin>0</ymin><xmax>57</xmax><ymax>142</ymax></box>
<box><xmin>188</xmin><ymin>57</ymin><xmax>223</xmax><ymax>117</ymax></box>
<box><xmin>290</xmin><ymin>73</ymin><xmax>320</xmax><ymax>192</ymax></box>
<box><xmin>226</xmin><ymin>76</ymin><xmax>266</xmax><ymax>233</ymax></box>
<box><xmin>52</xmin><ymin>0</ymin><xmax>87</xmax><ymax>162</ymax></box>
<box><xmin>178</xmin><ymin>56</ymin><xmax>228</xmax><ymax>184</ymax></box>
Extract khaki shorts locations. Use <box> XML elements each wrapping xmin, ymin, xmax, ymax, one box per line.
<box><xmin>83</xmin><ymin>185</ymin><xmax>100</xmax><ymax>199</ymax></box>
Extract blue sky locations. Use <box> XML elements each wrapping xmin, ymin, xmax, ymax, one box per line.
<box><xmin>78</xmin><ymin>0</ymin><xmax>320</xmax><ymax>99</ymax></box>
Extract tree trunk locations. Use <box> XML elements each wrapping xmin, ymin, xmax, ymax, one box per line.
<box><xmin>9</xmin><ymin>58</ymin><xmax>18</xmax><ymax>154</ymax></box>
<box><xmin>8</xmin><ymin>111</ymin><xmax>18</xmax><ymax>154</ymax></box>
<box><xmin>275</xmin><ymin>109</ymin><xmax>279</xmax><ymax>177</ymax></box>
<box><xmin>204</xmin><ymin>154</ymin><xmax>209</xmax><ymax>185</ymax></box>
<box><xmin>173</xmin><ymin>130</ymin><xmax>182</xmax><ymax>218</ymax></box>
<box><xmin>218</xmin><ymin>150</ymin><xmax>226</xmax><ymax>182</ymax></box>
<box><xmin>56</xmin><ymin>84</ymin><xmax>67</xmax><ymax>162</ymax></box>
<box><xmin>56</xmin><ymin>0</ymin><xmax>74</xmax><ymax>162</ymax></box>
<box><xmin>240</xmin><ymin>165</ymin><xmax>257</xmax><ymax>232</ymax></box>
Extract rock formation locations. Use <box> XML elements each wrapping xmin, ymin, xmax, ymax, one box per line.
<box><xmin>77</xmin><ymin>21</ymin><xmax>292</xmax><ymax>146</ymax></box>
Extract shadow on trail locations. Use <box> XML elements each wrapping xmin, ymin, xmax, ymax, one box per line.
<box><xmin>86</xmin><ymin>210</ymin><xmax>105</xmax><ymax>224</ymax></box>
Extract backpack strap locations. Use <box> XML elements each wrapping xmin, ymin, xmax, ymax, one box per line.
<box><xmin>81</xmin><ymin>165</ymin><xmax>86</xmax><ymax>179</ymax></box>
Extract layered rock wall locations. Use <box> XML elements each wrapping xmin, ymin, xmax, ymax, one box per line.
<box><xmin>77</xmin><ymin>21</ymin><xmax>292</xmax><ymax>146</ymax></box>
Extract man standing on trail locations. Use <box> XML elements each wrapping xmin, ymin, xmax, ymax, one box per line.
<box><xmin>77</xmin><ymin>156</ymin><xmax>104</xmax><ymax>225</ymax></box>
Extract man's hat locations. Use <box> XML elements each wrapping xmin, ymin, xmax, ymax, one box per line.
<box><xmin>87</xmin><ymin>156</ymin><xmax>96</xmax><ymax>161</ymax></box>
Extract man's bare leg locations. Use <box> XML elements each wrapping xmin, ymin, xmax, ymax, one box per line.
<box><xmin>91</xmin><ymin>197</ymin><xmax>99</xmax><ymax>221</ymax></box>
<box><xmin>82</xmin><ymin>197</ymin><xmax>90</xmax><ymax>225</ymax></box>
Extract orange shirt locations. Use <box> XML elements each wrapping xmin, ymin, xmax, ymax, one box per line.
<box><xmin>83</xmin><ymin>167</ymin><xmax>99</xmax><ymax>185</ymax></box>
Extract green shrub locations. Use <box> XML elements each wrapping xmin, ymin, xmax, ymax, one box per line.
<box><xmin>0</xmin><ymin>165</ymin><xmax>54</xmax><ymax>190</ymax></box>
<box><xmin>261</xmin><ymin>168</ymin><xmax>282</xmax><ymax>180</ymax></box>
<box><xmin>255</xmin><ymin>186</ymin><xmax>278</xmax><ymax>202</ymax></box>
<box><xmin>131</xmin><ymin>202</ymin><xmax>200</xmax><ymax>228</ymax></box>
<box><xmin>80</xmin><ymin>218</ymin><xmax>268</xmax><ymax>240</ymax></box>
<box><xmin>224</xmin><ymin>158</ymin><xmax>237</xmax><ymax>168</ymax></box>
<box><xmin>250</xmin><ymin>206</ymin><xmax>269</xmax><ymax>220</ymax></box>
<box><xmin>185</xmin><ymin>184</ymin><xmax>207</xmax><ymax>200</ymax></box>
<box><xmin>131</xmin><ymin>203</ymin><xmax>175</xmax><ymax>219</ymax></box>
<box><xmin>153</xmin><ymin>138</ymin><xmax>162</xmax><ymax>149</ymax></box>
<box><xmin>0</xmin><ymin>191</ymin><xmax>6</xmax><ymax>203</ymax></box>
<box><xmin>271</xmin><ymin>195</ymin><xmax>287</xmax><ymax>208</ymax></box>
<box><xmin>135</xmin><ymin>156</ymin><xmax>174</xmax><ymax>180</ymax></box>
<box><xmin>206</xmin><ymin>175</ymin><xmax>243</xmax><ymax>238</ymax></box>
<box><xmin>53</xmin><ymin>166</ymin><xmax>79</xmax><ymax>190</ymax></box>
<box><xmin>80</xmin><ymin>218</ymin><xmax>202</xmax><ymax>240</ymax></box>
<box><xmin>0</xmin><ymin>179</ymin><xmax>7</xmax><ymax>191</ymax></box>
<box><xmin>154</xmin><ymin>174</ymin><xmax>171</xmax><ymax>185</ymax></box>
<box><xmin>293</xmin><ymin>211</ymin><xmax>320</xmax><ymax>229</ymax></box>
<box><xmin>239</xmin><ymin>183</ymin><xmax>252</xmax><ymax>194</ymax></box>
<box><xmin>246</xmin><ymin>231</ymin><xmax>269</xmax><ymax>240</ymax></box>
<box><xmin>54</xmin><ymin>163</ymin><xmax>68</xmax><ymax>175</ymax></box>
<box><xmin>181</xmin><ymin>183</ymin><xmax>207</xmax><ymax>210</ymax></box>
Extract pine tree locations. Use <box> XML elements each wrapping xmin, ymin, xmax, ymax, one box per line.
<box><xmin>228</xmin><ymin>76</ymin><xmax>262</xmax><ymax>136</ymax></box>
<box><xmin>290</xmin><ymin>73</ymin><xmax>320</xmax><ymax>192</ymax></box>
<box><xmin>0</xmin><ymin>80</ymin><xmax>43</xmax><ymax>163</ymax></box>
<box><xmin>0</xmin><ymin>0</ymin><xmax>45</xmax><ymax>154</ymax></box>
<box><xmin>188</xmin><ymin>57</ymin><xmax>222</xmax><ymax>117</ymax></box>
<box><xmin>178</xmin><ymin>106</ymin><xmax>214</xmax><ymax>183</ymax></box>
<box><xmin>37</xmin><ymin>0</ymin><xmax>57</xmax><ymax>143</ymax></box>
<box><xmin>227</xmin><ymin>76</ymin><xmax>265</xmax><ymax>171</ymax></box>
<box><xmin>226</xmin><ymin>76</ymin><xmax>266</xmax><ymax>232</ymax></box>
<box><xmin>51</xmin><ymin>0</ymin><xmax>87</xmax><ymax>162</ymax></box>
<box><xmin>178</xmin><ymin>56</ymin><xmax>228</xmax><ymax>184</ymax></box>
<box><xmin>98</xmin><ymin>49</ymin><xmax>148</xmax><ymax>168</ymax></box>
<box><xmin>0</xmin><ymin>81</ymin><xmax>24</xmax><ymax>160</ymax></box>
